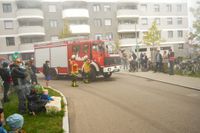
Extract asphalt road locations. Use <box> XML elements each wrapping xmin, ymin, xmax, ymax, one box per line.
<box><xmin>39</xmin><ymin>73</ymin><xmax>200</xmax><ymax>133</ymax></box>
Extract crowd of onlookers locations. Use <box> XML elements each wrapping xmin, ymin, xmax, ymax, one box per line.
<box><xmin>120</xmin><ymin>49</ymin><xmax>175</xmax><ymax>75</ymax></box>
<box><xmin>0</xmin><ymin>56</ymin><xmax>54</xmax><ymax>133</ymax></box>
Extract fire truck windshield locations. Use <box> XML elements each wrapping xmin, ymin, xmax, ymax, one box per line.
<box><xmin>92</xmin><ymin>42</ymin><xmax>106</xmax><ymax>52</ymax></box>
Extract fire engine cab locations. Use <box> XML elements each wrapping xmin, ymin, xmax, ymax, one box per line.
<box><xmin>34</xmin><ymin>37</ymin><xmax>121</xmax><ymax>80</ymax></box>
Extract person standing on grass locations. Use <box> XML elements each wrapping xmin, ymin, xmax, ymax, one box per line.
<box><xmin>43</xmin><ymin>60</ymin><xmax>51</xmax><ymax>87</ymax></box>
<box><xmin>11</xmin><ymin>58</ymin><xmax>28</xmax><ymax>114</ymax></box>
<box><xmin>0</xmin><ymin>62</ymin><xmax>12</xmax><ymax>103</ymax></box>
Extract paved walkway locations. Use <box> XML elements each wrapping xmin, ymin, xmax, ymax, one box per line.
<box><xmin>119</xmin><ymin>70</ymin><xmax>200</xmax><ymax>91</ymax></box>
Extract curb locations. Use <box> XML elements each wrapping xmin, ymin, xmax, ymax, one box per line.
<box><xmin>118</xmin><ymin>72</ymin><xmax>200</xmax><ymax>91</ymax></box>
<box><xmin>49</xmin><ymin>87</ymin><xmax>69</xmax><ymax>133</ymax></box>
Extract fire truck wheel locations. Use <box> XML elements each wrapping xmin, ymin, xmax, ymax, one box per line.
<box><xmin>90</xmin><ymin>67</ymin><xmax>96</xmax><ymax>81</ymax></box>
<box><xmin>103</xmin><ymin>72</ymin><xmax>112</xmax><ymax>78</ymax></box>
<box><xmin>49</xmin><ymin>68</ymin><xmax>58</xmax><ymax>80</ymax></box>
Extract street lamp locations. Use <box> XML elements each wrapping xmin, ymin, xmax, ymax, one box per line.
<box><xmin>134</xmin><ymin>21</ymin><xmax>140</xmax><ymax>71</ymax></box>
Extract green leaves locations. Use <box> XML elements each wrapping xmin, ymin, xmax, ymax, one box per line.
<box><xmin>143</xmin><ymin>21</ymin><xmax>161</xmax><ymax>46</ymax></box>
<box><xmin>191</xmin><ymin>7</ymin><xmax>200</xmax><ymax>35</ymax></box>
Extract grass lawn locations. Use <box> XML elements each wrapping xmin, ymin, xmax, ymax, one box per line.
<box><xmin>3</xmin><ymin>87</ymin><xmax>65</xmax><ymax>133</ymax></box>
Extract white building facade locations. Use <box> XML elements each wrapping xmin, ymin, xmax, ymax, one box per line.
<box><xmin>0</xmin><ymin>0</ymin><xmax>189</xmax><ymax>60</ymax></box>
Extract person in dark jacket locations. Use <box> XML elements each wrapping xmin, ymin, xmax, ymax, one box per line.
<box><xmin>155</xmin><ymin>50</ymin><xmax>163</xmax><ymax>72</ymax></box>
<box><xmin>11</xmin><ymin>58</ymin><xmax>28</xmax><ymax>114</ymax></box>
<box><xmin>43</xmin><ymin>61</ymin><xmax>51</xmax><ymax>87</ymax></box>
<box><xmin>0</xmin><ymin>62</ymin><xmax>11</xmax><ymax>103</ymax></box>
<box><xmin>29</xmin><ymin>58</ymin><xmax>38</xmax><ymax>84</ymax></box>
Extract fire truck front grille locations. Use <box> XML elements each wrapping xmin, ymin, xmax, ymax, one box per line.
<box><xmin>104</xmin><ymin>57</ymin><xmax>121</xmax><ymax>66</ymax></box>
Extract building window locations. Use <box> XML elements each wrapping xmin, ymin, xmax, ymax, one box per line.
<box><xmin>104</xmin><ymin>5</ymin><xmax>111</xmax><ymax>12</ymax></box>
<box><xmin>178</xmin><ymin>43</ymin><xmax>184</xmax><ymax>49</ymax></box>
<box><xmin>105</xmin><ymin>33</ymin><xmax>113</xmax><ymax>40</ymax></box>
<box><xmin>4</xmin><ymin>20</ymin><xmax>13</xmax><ymax>29</ymax></box>
<box><xmin>95</xmin><ymin>34</ymin><xmax>102</xmax><ymax>40</ymax></box>
<box><xmin>94</xmin><ymin>19</ymin><xmax>102</xmax><ymax>27</ymax></box>
<box><xmin>177</xmin><ymin>17</ymin><xmax>182</xmax><ymax>25</ymax></box>
<box><xmin>51</xmin><ymin>36</ymin><xmax>59</xmax><ymax>41</ymax></box>
<box><xmin>6</xmin><ymin>37</ymin><xmax>15</xmax><ymax>46</ymax></box>
<box><xmin>141</xmin><ymin>18</ymin><xmax>148</xmax><ymax>25</ymax></box>
<box><xmin>168</xmin><ymin>31</ymin><xmax>173</xmax><ymax>38</ymax></box>
<box><xmin>50</xmin><ymin>20</ymin><xmax>57</xmax><ymax>27</ymax></box>
<box><xmin>177</xmin><ymin>30</ymin><xmax>183</xmax><ymax>38</ymax></box>
<box><xmin>93</xmin><ymin>4</ymin><xmax>100</xmax><ymax>12</ymax></box>
<box><xmin>2</xmin><ymin>3</ymin><xmax>12</xmax><ymax>13</ymax></box>
<box><xmin>167</xmin><ymin>18</ymin><xmax>173</xmax><ymax>25</ymax></box>
<box><xmin>141</xmin><ymin>4</ymin><xmax>147</xmax><ymax>12</ymax></box>
<box><xmin>166</xmin><ymin>4</ymin><xmax>172</xmax><ymax>12</ymax></box>
<box><xmin>104</xmin><ymin>19</ymin><xmax>112</xmax><ymax>26</ymax></box>
<box><xmin>48</xmin><ymin>5</ymin><xmax>56</xmax><ymax>12</ymax></box>
<box><xmin>154</xmin><ymin>4</ymin><xmax>160</xmax><ymax>12</ymax></box>
<box><xmin>177</xmin><ymin>4</ymin><xmax>182</xmax><ymax>12</ymax></box>
<box><xmin>155</xmin><ymin>18</ymin><xmax>160</xmax><ymax>25</ymax></box>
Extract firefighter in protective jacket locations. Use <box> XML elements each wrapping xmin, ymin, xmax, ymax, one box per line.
<box><xmin>82</xmin><ymin>55</ymin><xmax>91</xmax><ymax>83</ymax></box>
<box><xmin>70</xmin><ymin>55</ymin><xmax>79</xmax><ymax>87</ymax></box>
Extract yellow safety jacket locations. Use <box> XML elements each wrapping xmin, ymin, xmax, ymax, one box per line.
<box><xmin>83</xmin><ymin>60</ymin><xmax>91</xmax><ymax>73</ymax></box>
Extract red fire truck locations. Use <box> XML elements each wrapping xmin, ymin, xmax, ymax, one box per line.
<box><xmin>34</xmin><ymin>37</ymin><xmax>121</xmax><ymax>80</ymax></box>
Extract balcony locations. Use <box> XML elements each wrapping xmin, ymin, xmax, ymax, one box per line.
<box><xmin>119</xmin><ymin>38</ymin><xmax>138</xmax><ymax>47</ymax></box>
<box><xmin>69</xmin><ymin>25</ymin><xmax>90</xmax><ymax>34</ymax></box>
<box><xmin>117</xmin><ymin>9</ymin><xmax>139</xmax><ymax>18</ymax></box>
<box><xmin>16</xmin><ymin>9</ymin><xmax>44</xmax><ymax>19</ymax></box>
<box><xmin>118</xmin><ymin>24</ymin><xmax>139</xmax><ymax>33</ymax></box>
<box><xmin>62</xmin><ymin>9</ymin><xmax>89</xmax><ymax>18</ymax></box>
<box><xmin>18</xmin><ymin>26</ymin><xmax>45</xmax><ymax>36</ymax></box>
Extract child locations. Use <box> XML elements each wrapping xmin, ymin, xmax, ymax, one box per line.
<box><xmin>40</xmin><ymin>89</ymin><xmax>53</xmax><ymax>101</ymax></box>
<box><xmin>6</xmin><ymin>113</ymin><xmax>25</xmax><ymax>133</ymax></box>
<box><xmin>27</xmin><ymin>89</ymin><xmax>47</xmax><ymax>115</ymax></box>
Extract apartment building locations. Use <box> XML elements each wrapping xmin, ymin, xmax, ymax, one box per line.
<box><xmin>0</xmin><ymin>0</ymin><xmax>189</xmax><ymax>60</ymax></box>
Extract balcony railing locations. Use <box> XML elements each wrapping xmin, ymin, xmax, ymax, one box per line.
<box><xmin>69</xmin><ymin>25</ymin><xmax>90</xmax><ymax>34</ymax></box>
<box><xmin>62</xmin><ymin>9</ymin><xmax>89</xmax><ymax>18</ymax></box>
<box><xmin>117</xmin><ymin>9</ymin><xmax>139</xmax><ymax>18</ymax></box>
<box><xmin>16</xmin><ymin>9</ymin><xmax>44</xmax><ymax>19</ymax></box>
<box><xmin>119</xmin><ymin>38</ymin><xmax>137</xmax><ymax>47</ymax></box>
<box><xmin>118</xmin><ymin>24</ymin><xmax>139</xmax><ymax>33</ymax></box>
<box><xmin>18</xmin><ymin>26</ymin><xmax>45</xmax><ymax>36</ymax></box>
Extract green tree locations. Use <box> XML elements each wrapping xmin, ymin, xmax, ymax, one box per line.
<box><xmin>191</xmin><ymin>7</ymin><xmax>200</xmax><ymax>34</ymax></box>
<box><xmin>114</xmin><ymin>36</ymin><xmax>120</xmax><ymax>53</ymax></box>
<box><xmin>143</xmin><ymin>21</ymin><xmax>162</xmax><ymax>62</ymax></box>
<box><xmin>188</xmin><ymin>7</ymin><xmax>200</xmax><ymax>57</ymax></box>
<box><xmin>59</xmin><ymin>19</ymin><xmax>72</xmax><ymax>39</ymax></box>
<box><xmin>143</xmin><ymin>21</ymin><xmax>161</xmax><ymax>46</ymax></box>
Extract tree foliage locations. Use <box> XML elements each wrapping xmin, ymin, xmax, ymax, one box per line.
<box><xmin>143</xmin><ymin>21</ymin><xmax>161</xmax><ymax>46</ymax></box>
<box><xmin>59</xmin><ymin>19</ymin><xmax>72</xmax><ymax>39</ymax></box>
<box><xmin>191</xmin><ymin>7</ymin><xmax>200</xmax><ymax>34</ymax></box>
<box><xmin>114</xmin><ymin>36</ymin><xmax>120</xmax><ymax>52</ymax></box>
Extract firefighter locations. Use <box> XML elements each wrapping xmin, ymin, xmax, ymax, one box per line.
<box><xmin>69</xmin><ymin>55</ymin><xmax>79</xmax><ymax>87</ymax></box>
<box><xmin>82</xmin><ymin>55</ymin><xmax>91</xmax><ymax>83</ymax></box>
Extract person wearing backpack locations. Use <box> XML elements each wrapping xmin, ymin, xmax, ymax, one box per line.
<box><xmin>0</xmin><ymin>62</ymin><xmax>11</xmax><ymax>103</ymax></box>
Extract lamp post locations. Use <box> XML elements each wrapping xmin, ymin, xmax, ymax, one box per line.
<box><xmin>135</xmin><ymin>21</ymin><xmax>140</xmax><ymax>71</ymax></box>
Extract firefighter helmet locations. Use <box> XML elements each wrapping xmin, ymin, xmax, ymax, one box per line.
<box><xmin>71</xmin><ymin>55</ymin><xmax>76</xmax><ymax>59</ymax></box>
<box><xmin>83</xmin><ymin>55</ymin><xmax>88</xmax><ymax>61</ymax></box>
